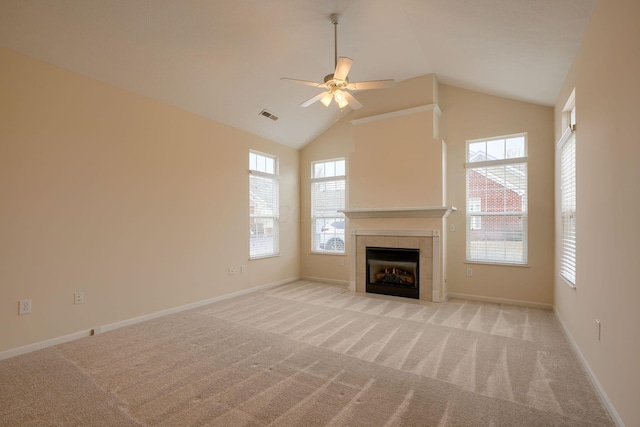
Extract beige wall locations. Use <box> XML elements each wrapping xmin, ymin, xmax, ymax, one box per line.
<box><xmin>0</xmin><ymin>47</ymin><xmax>300</xmax><ymax>353</ymax></box>
<box><xmin>349</xmin><ymin>109</ymin><xmax>443</xmax><ymax>208</ymax></box>
<box><xmin>554</xmin><ymin>0</ymin><xmax>640</xmax><ymax>425</ymax></box>
<box><xmin>440</xmin><ymin>85</ymin><xmax>555</xmax><ymax>305</ymax></box>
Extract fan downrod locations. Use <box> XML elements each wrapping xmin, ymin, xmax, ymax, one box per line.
<box><xmin>331</xmin><ymin>14</ymin><xmax>339</xmax><ymax>69</ymax></box>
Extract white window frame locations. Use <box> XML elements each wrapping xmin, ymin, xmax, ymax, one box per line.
<box><xmin>468</xmin><ymin>197</ymin><xmax>482</xmax><ymax>230</ymax></box>
<box><xmin>249</xmin><ymin>151</ymin><xmax>279</xmax><ymax>259</ymax></box>
<box><xmin>465</xmin><ymin>133</ymin><xmax>528</xmax><ymax>265</ymax></box>
<box><xmin>558</xmin><ymin>98</ymin><xmax>577</xmax><ymax>287</ymax></box>
<box><xmin>311</xmin><ymin>158</ymin><xmax>346</xmax><ymax>254</ymax></box>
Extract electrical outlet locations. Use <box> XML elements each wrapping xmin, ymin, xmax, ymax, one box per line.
<box><xmin>229</xmin><ymin>266</ymin><xmax>236</xmax><ymax>275</ymax></box>
<box><xmin>466</xmin><ymin>267</ymin><xmax>473</xmax><ymax>277</ymax></box>
<box><xmin>19</xmin><ymin>299</ymin><xmax>32</xmax><ymax>315</ymax></box>
<box><xmin>340</xmin><ymin>259</ymin><xmax>345</xmax><ymax>266</ymax></box>
<box><xmin>449</xmin><ymin>224</ymin><xmax>456</xmax><ymax>232</ymax></box>
<box><xmin>241</xmin><ymin>265</ymin><xmax>246</xmax><ymax>274</ymax></box>
<box><xmin>74</xmin><ymin>291</ymin><xmax>84</xmax><ymax>305</ymax></box>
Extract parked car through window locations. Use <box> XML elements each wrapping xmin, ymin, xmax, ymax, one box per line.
<box><xmin>319</xmin><ymin>220</ymin><xmax>345</xmax><ymax>251</ymax></box>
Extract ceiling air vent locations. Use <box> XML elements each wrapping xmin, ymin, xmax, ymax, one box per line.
<box><xmin>259</xmin><ymin>109</ymin><xmax>279</xmax><ymax>121</ymax></box>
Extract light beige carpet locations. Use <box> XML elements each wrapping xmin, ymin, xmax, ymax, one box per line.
<box><xmin>1</xmin><ymin>280</ymin><xmax>614</xmax><ymax>426</ymax></box>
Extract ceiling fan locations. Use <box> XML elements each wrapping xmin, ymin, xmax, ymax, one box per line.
<box><xmin>281</xmin><ymin>14</ymin><xmax>395</xmax><ymax>110</ymax></box>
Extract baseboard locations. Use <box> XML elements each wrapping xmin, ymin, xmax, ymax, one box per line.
<box><xmin>446</xmin><ymin>292</ymin><xmax>553</xmax><ymax>310</ymax></box>
<box><xmin>0</xmin><ymin>329</ymin><xmax>93</xmax><ymax>361</ymax></box>
<box><xmin>95</xmin><ymin>276</ymin><xmax>300</xmax><ymax>334</ymax></box>
<box><xmin>301</xmin><ymin>276</ymin><xmax>350</xmax><ymax>287</ymax></box>
<box><xmin>554</xmin><ymin>311</ymin><xmax>625</xmax><ymax>427</ymax></box>
<box><xmin>0</xmin><ymin>276</ymin><xmax>300</xmax><ymax>361</ymax></box>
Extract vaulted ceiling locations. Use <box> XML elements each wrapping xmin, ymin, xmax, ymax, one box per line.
<box><xmin>0</xmin><ymin>0</ymin><xmax>596</xmax><ymax>149</ymax></box>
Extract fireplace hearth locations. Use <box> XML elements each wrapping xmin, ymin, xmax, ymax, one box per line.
<box><xmin>366</xmin><ymin>247</ymin><xmax>419</xmax><ymax>299</ymax></box>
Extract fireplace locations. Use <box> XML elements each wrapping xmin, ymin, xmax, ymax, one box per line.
<box><xmin>350</xmin><ymin>229</ymin><xmax>441</xmax><ymax>302</ymax></box>
<box><xmin>366</xmin><ymin>247</ymin><xmax>420</xmax><ymax>299</ymax></box>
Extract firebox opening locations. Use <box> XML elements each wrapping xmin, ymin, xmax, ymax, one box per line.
<box><xmin>366</xmin><ymin>247</ymin><xmax>419</xmax><ymax>299</ymax></box>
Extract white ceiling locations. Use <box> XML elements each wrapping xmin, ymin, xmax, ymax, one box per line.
<box><xmin>0</xmin><ymin>0</ymin><xmax>596</xmax><ymax>149</ymax></box>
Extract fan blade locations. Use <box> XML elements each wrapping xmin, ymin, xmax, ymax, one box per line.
<box><xmin>300</xmin><ymin>92</ymin><xmax>328</xmax><ymax>108</ymax></box>
<box><xmin>281</xmin><ymin>78</ymin><xmax>325</xmax><ymax>88</ymax></box>
<box><xmin>347</xmin><ymin>79</ymin><xmax>395</xmax><ymax>91</ymax></box>
<box><xmin>344</xmin><ymin>92</ymin><xmax>363</xmax><ymax>110</ymax></box>
<box><xmin>334</xmin><ymin>57</ymin><xmax>353</xmax><ymax>81</ymax></box>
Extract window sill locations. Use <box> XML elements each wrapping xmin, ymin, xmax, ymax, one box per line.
<box><xmin>311</xmin><ymin>251</ymin><xmax>346</xmax><ymax>256</ymax></box>
<box><xmin>560</xmin><ymin>275</ymin><xmax>577</xmax><ymax>289</ymax></box>
<box><xmin>249</xmin><ymin>253</ymin><xmax>280</xmax><ymax>261</ymax></box>
<box><xmin>464</xmin><ymin>260</ymin><xmax>530</xmax><ymax>268</ymax></box>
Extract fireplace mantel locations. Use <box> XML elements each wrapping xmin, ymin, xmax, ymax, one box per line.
<box><xmin>341</xmin><ymin>206</ymin><xmax>456</xmax><ymax>219</ymax></box>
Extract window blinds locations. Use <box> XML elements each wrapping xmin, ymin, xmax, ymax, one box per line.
<box><xmin>559</xmin><ymin>129</ymin><xmax>576</xmax><ymax>285</ymax></box>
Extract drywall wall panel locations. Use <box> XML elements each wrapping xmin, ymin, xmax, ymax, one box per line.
<box><xmin>0</xmin><ymin>46</ymin><xmax>299</xmax><ymax>352</ymax></box>
<box><xmin>553</xmin><ymin>0</ymin><xmax>640</xmax><ymax>424</ymax></box>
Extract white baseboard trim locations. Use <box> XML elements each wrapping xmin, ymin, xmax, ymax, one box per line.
<box><xmin>0</xmin><ymin>329</ymin><xmax>93</xmax><ymax>361</ymax></box>
<box><xmin>95</xmin><ymin>276</ymin><xmax>300</xmax><ymax>334</ymax></box>
<box><xmin>554</xmin><ymin>311</ymin><xmax>625</xmax><ymax>427</ymax></box>
<box><xmin>0</xmin><ymin>276</ymin><xmax>300</xmax><ymax>361</ymax></box>
<box><xmin>446</xmin><ymin>292</ymin><xmax>553</xmax><ymax>310</ymax></box>
<box><xmin>301</xmin><ymin>276</ymin><xmax>350</xmax><ymax>287</ymax></box>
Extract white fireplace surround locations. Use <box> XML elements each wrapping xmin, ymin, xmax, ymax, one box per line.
<box><xmin>349</xmin><ymin>229</ymin><xmax>441</xmax><ymax>302</ymax></box>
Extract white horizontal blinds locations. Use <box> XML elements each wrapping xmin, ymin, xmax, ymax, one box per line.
<box><xmin>559</xmin><ymin>128</ymin><xmax>576</xmax><ymax>284</ymax></box>
<box><xmin>465</xmin><ymin>135</ymin><xmax>528</xmax><ymax>264</ymax></box>
<box><xmin>311</xmin><ymin>159</ymin><xmax>346</xmax><ymax>252</ymax></box>
<box><xmin>249</xmin><ymin>151</ymin><xmax>279</xmax><ymax>259</ymax></box>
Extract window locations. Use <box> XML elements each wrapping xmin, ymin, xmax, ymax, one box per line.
<box><xmin>468</xmin><ymin>197</ymin><xmax>482</xmax><ymax>230</ymax></box>
<box><xmin>465</xmin><ymin>134</ymin><xmax>528</xmax><ymax>264</ymax></box>
<box><xmin>559</xmin><ymin>106</ymin><xmax>576</xmax><ymax>285</ymax></box>
<box><xmin>249</xmin><ymin>151</ymin><xmax>279</xmax><ymax>259</ymax></box>
<box><xmin>311</xmin><ymin>159</ymin><xmax>346</xmax><ymax>253</ymax></box>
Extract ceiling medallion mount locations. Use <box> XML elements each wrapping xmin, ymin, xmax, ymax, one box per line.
<box><xmin>281</xmin><ymin>13</ymin><xmax>395</xmax><ymax>110</ymax></box>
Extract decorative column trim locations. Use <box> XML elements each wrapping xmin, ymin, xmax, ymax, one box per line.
<box><xmin>432</xmin><ymin>233</ymin><xmax>441</xmax><ymax>302</ymax></box>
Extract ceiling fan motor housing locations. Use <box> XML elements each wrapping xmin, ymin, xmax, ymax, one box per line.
<box><xmin>324</xmin><ymin>74</ymin><xmax>348</xmax><ymax>91</ymax></box>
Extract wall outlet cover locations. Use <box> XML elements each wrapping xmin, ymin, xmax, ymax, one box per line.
<box><xmin>19</xmin><ymin>299</ymin><xmax>32</xmax><ymax>315</ymax></box>
<box><xmin>74</xmin><ymin>291</ymin><xmax>84</xmax><ymax>304</ymax></box>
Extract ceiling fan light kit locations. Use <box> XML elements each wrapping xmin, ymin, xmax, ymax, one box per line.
<box><xmin>320</xmin><ymin>91</ymin><xmax>333</xmax><ymax>107</ymax></box>
<box><xmin>281</xmin><ymin>13</ymin><xmax>395</xmax><ymax>111</ymax></box>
